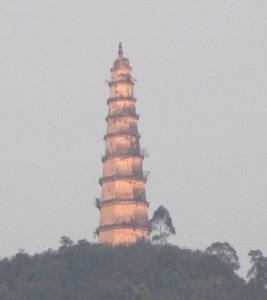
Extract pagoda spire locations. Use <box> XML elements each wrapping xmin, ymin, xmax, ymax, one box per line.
<box><xmin>96</xmin><ymin>45</ymin><xmax>150</xmax><ymax>245</ymax></box>
<box><xmin>118</xmin><ymin>42</ymin><xmax>123</xmax><ymax>57</ymax></box>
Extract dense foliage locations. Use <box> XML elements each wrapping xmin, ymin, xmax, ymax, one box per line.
<box><xmin>205</xmin><ymin>242</ymin><xmax>240</xmax><ymax>271</ymax></box>
<box><xmin>0</xmin><ymin>240</ymin><xmax>266</xmax><ymax>300</ymax></box>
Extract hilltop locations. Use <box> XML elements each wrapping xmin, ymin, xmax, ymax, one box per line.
<box><xmin>0</xmin><ymin>240</ymin><xmax>266</xmax><ymax>300</ymax></box>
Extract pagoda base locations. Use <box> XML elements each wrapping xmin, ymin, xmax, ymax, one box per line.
<box><xmin>98</xmin><ymin>226</ymin><xmax>150</xmax><ymax>245</ymax></box>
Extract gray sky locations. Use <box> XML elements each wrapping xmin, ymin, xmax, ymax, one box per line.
<box><xmin>0</xmin><ymin>1</ymin><xmax>266</xmax><ymax>277</ymax></box>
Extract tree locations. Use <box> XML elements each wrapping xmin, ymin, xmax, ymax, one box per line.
<box><xmin>77</xmin><ymin>239</ymin><xmax>90</xmax><ymax>246</ymax></box>
<box><xmin>205</xmin><ymin>242</ymin><xmax>240</xmax><ymax>271</ymax></box>
<box><xmin>59</xmin><ymin>236</ymin><xmax>73</xmax><ymax>248</ymax></box>
<box><xmin>0</xmin><ymin>242</ymin><xmax>266</xmax><ymax>299</ymax></box>
<box><xmin>247</xmin><ymin>249</ymin><xmax>267</xmax><ymax>289</ymax></box>
<box><xmin>149</xmin><ymin>206</ymin><xmax>175</xmax><ymax>246</ymax></box>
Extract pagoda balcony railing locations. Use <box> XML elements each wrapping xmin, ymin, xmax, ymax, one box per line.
<box><xmin>107</xmin><ymin>96</ymin><xmax>136</xmax><ymax>104</ymax></box>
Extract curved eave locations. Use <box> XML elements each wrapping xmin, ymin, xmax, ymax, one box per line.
<box><xmin>106</xmin><ymin>114</ymin><xmax>139</xmax><ymax>122</ymax></box>
<box><xmin>110</xmin><ymin>65</ymin><xmax>132</xmax><ymax>72</ymax></box>
<box><xmin>109</xmin><ymin>80</ymin><xmax>134</xmax><ymax>87</ymax></box>
<box><xmin>107</xmin><ymin>96</ymin><xmax>136</xmax><ymax>104</ymax></box>
<box><xmin>102</xmin><ymin>153</ymin><xmax>144</xmax><ymax>162</ymax></box>
<box><xmin>99</xmin><ymin>175</ymin><xmax>146</xmax><ymax>185</ymax></box>
<box><xmin>98</xmin><ymin>223</ymin><xmax>149</xmax><ymax>233</ymax></box>
<box><xmin>101</xmin><ymin>198</ymin><xmax>149</xmax><ymax>207</ymax></box>
<box><xmin>104</xmin><ymin>132</ymin><xmax>140</xmax><ymax>140</ymax></box>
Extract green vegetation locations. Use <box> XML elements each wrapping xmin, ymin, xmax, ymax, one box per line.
<box><xmin>149</xmin><ymin>205</ymin><xmax>176</xmax><ymax>246</ymax></box>
<box><xmin>205</xmin><ymin>242</ymin><xmax>240</xmax><ymax>271</ymax></box>
<box><xmin>0</xmin><ymin>239</ymin><xmax>266</xmax><ymax>300</ymax></box>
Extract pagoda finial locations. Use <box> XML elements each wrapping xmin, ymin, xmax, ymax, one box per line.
<box><xmin>118</xmin><ymin>42</ymin><xmax>123</xmax><ymax>58</ymax></box>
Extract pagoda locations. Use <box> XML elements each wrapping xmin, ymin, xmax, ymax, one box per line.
<box><xmin>97</xmin><ymin>43</ymin><xmax>150</xmax><ymax>244</ymax></box>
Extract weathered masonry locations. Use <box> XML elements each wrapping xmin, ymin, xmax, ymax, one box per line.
<box><xmin>97</xmin><ymin>44</ymin><xmax>150</xmax><ymax>244</ymax></box>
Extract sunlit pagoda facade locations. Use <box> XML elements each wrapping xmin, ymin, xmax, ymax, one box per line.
<box><xmin>97</xmin><ymin>43</ymin><xmax>150</xmax><ymax>245</ymax></box>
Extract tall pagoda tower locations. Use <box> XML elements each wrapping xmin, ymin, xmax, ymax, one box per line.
<box><xmin>97</xmin><ymin>43</ymin><xmax>150</xmax><ymax>245</ymax></box>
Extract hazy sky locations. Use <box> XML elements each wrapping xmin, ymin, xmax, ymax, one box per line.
<box><xmin>0</xmin><ymin>1</ymin><xmax>266</xmax><ymax>277</ymax></box>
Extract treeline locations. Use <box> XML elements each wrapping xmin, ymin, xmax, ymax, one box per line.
<box><xmin>0</xmin><ymin>238</ymin><xmax>266</xmax><ymax>300</ymax></box>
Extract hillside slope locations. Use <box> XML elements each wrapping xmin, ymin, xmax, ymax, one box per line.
<box><xmin>0</xmin><ymin>240</ymin><xmax>266</xmax><ymax>300</ymax></box>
